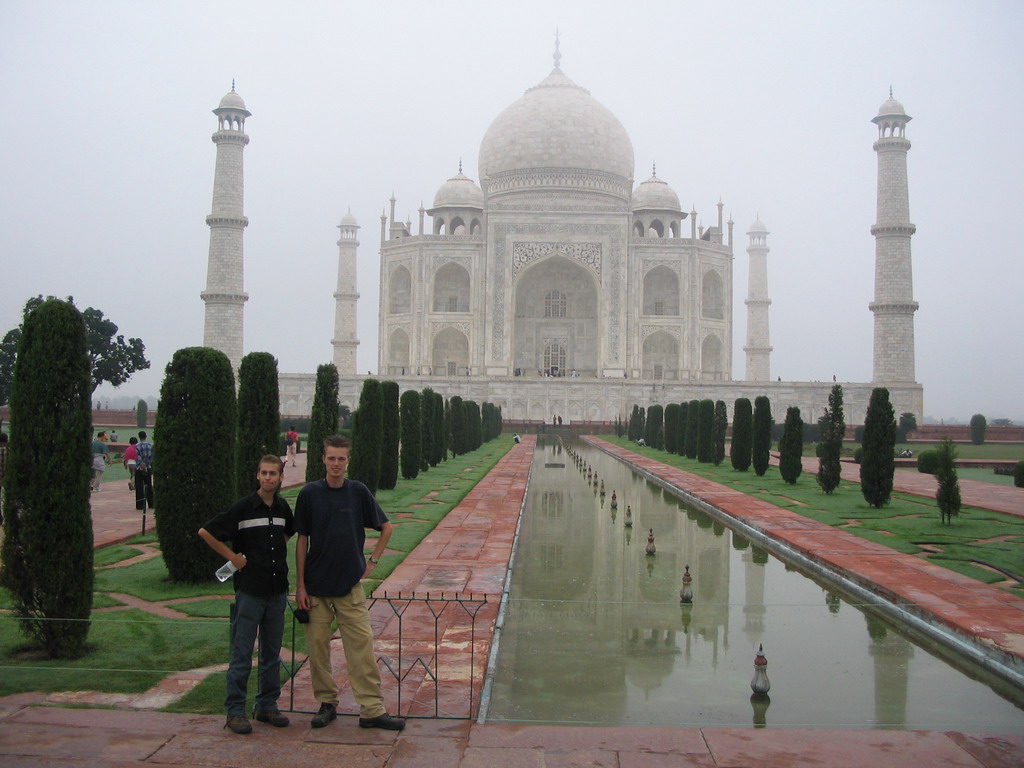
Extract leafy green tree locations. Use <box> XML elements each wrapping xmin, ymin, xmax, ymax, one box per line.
<box><xmin>713</xmin><ymin>400</ymin><xmax>727</xmax><ymax>466</ymax></box>
<box><xmin>696</xmin><ymin>399</ymin><xmax>714</xmax><ymax>462</ymax></box>
<box><xmin>305</xmin><ymin>364</ymin><xmax>339</xmax><ymax>482</ymax></box>
<box><xmin>0</xmin><ymin>299</ymin><xmax>93</xmax><ymax>657</ymax></box>
<box><xmin>154</xmin><ymin>347</ymin><xmax>237</xmax><ymax>582</ymax></box>
<box><xmin>349</xmin><ymin>378</ymin><xmax>383</xmax><ymax>493</ymax></box>
<box><xmin>0</xmin><ymin>295</ymin><xmax>150</xmax><ymax>403</ymax></box>
<box><xmin>645</xmin><ymin>405</ymin><xmax>664</xmax><ymax>449</ymax></box>
<box><xmin>935</xmin><ymin>437</ymin><xmax>961</xmax><ymax>524</ymax></box>
<box><xmin>817</xmin><ymin>385</ymin><xmax>845</xmax><ymax>494</ymax></box>
<box><xmin>779</xmin><ymin>406</ymin><xmax>804</xmax><ymax>484</ymax></box>
<box><xmin>236</xmin><ymin>352</ymin><xmax>280</xmax><ymax>496</ymax></box>
<box><xmin>860</xmin><ymin>387</ymin><xmax>897</xmax><ymax>508</ymax></box>
<box><xmin>685</xmin><ymin>399</ymin><xmax>700</xmax><ymax>459</ymax></box>
<box><xmin>628</xmin><ymin>405</ymin><xmax>645</xmax><ymax>442</ymax></box>
<box><xmin>400</xmin><ymin>389</ymin><xmax>422</xmax><ymax>480</ymax></box>
<box><xmin>378</xmin><ymin>381</ymin><xmax>400</xmax><ymax>490</ymax></box>
<box><xmin>730</xmin><ymin>398</ymin><xmax>753</xmax><ymax>471</ymax></box>
<box><xmin>897</xmin><ymin>412</ymin><xmax>918</xmax><ymax>443</ymax></box>
<box><xmin>663</xmin><ymin>403</ymin><xmax>681</xmax><ymax>453</ymax></box>
<box><xmin>1014</xmin><ymin>460</ymin><xmax>1024</xmax><ymax>488</ymax></box>
<box><xmin>970</xmin><ymin>413</ymin><xmax>987</xmax><ymax>445</ymax></box>
<box><xmin>677</xmin><ymin>402</ymin><xmax>689</xmax><ymax>456</ymax></box>
<box><xmin>752</xmin><ymin>396</ymin><xmax>773</xmax><ymax>476</ymax></box>
<box><xmin>136</xmin><ymin>398</ymin><xmax>148</xmax><ymax>429</ymax></box>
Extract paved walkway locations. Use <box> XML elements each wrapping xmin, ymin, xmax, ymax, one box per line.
<box><xmin>2</xmin><ymin>437</ymin><xmax>1023</xmax><ymax>766</ymax></box>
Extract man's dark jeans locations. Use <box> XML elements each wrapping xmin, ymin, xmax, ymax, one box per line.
<box><xmin>226</xmin><ymin>590</ymin><xmax>287</xmax><ymax>716</ymax></box>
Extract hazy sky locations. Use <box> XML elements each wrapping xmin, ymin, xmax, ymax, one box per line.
<box><xmin>2</xmin><ymin>1</ymin><xmax>1021</xmax><ymax>421</ymax></box>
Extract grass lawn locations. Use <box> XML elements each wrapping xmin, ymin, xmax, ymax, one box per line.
<box><xmin>0</xmin><ymin>437</ymin><xmax>514</xmax><ymax>709</ymax></box>
<box><xmin>603</xmin><ymin>436</ymin><xmax>1024</xmax><ymax>597</ymax></box>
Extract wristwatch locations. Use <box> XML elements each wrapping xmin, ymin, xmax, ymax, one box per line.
<box><xmin>368</xmin><ymin>556</ymin><xmax>378</xmax><ymax>564</ymax></box>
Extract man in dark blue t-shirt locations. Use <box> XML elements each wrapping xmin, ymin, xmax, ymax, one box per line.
<box><xmin>199</xmin><ymin>454</ymin><xmax>294</xmax><ymax>734</ymax></box>
<box><xmin>295</xmin><ymin>435</ymin><xmax>405</xmax><ymax>731</ymax></box>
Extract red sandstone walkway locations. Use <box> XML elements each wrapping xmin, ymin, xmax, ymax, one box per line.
<box><xmin>2</xmin><ymin>436</ymin><xmax>1023</xmax><ymax>766</ymax></box>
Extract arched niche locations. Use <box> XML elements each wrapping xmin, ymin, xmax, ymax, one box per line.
<box><xmin>388</xmin><ymin>265</ymin><xmax>412</xmax><ymax>314</ymax></box>
<box><xmin>387</xmin><ymin>328</ymin><xmax>410</xmax><ymax>375</ymax></box>
<box><xmin>433</xmin><ymin>262</ymin><xmax>471</xmax><ymax>312</ymax></box>
<box><xmin>512</xmin><ymin>255</ymin><xmax>599</xmax><ymax>377</ymax></box>
<box><xmin>642</xmin><ymin>330</ymin><xmax>679</xmax><ymax>380</ymax></box>
<box><xmin>643</xmin><ymin>265</ymin><xmax>679</xmax><ymax>316</ymax></box>
<box><xmin>431</xmin><ymin>326</ymin><xmax>469</xmax><ymax>376</ymax></box>
<box><xmin>701</xmin><ymin>270</ymin><xmax>724</xmax><ymax>320</ymax></box>
<box><xmin>701</xmin><ymin>334</ymin><xmax>723</xmax><ymax>379</ymax></box>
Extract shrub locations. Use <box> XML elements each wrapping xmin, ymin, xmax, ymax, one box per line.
<box><xmin>431</xmin><ymin>391</ymin><xmax>445</xmax><ymax>464</ymax></box>
<box><xmin>860</xmin><ymin>387</ymin><xmax>897</xmax><ymax>508</ymax></box>
<box><xmin>898</xmin><ymin>412</ymin><xmax>918</xmax><ymax>443</ymax></box>
<box><xmin>677</xmin><ymin>402</ymin><xmax>689</xmax><ymax>456</ymax></box>
<box><xmin>155</xmin><ymin>347</ymin><xmax>237</xmax><ymax>582</ymax></box>
<box><xmin>236</xmin><ymin>352</ymin><xmax>280</xmax><ymax>496</ymax></box>
<box><xmin>685</xmin><ymin>399</ymin><xmax>700</xmax><ymax>459</ymax></box>
<box><xmin>697</xmin><ymin>399</ymin><xmax>715</xmax><ymax>463</ymax></box>
<box><xmin>449</xmin><ymin>395</ymin><xmax>465</xmax><ymax>455</ymax></box>
<box><xmin>349</xmin><ymin>378</ymin><xmax>383</xmax><ymax>493</ymax></box>
<box><xmin>305</xmin><ymin>364</ymin><xmax>340</xmax><ymax>482</ymax></box>
<box><xmin>136</xmin><ymin>398</ymin><xmax>148</xmax><ymax>429</ymax></box>
<box><xmin>0</xmin><ymin>299</ymin><xmax>94</xmax><ymax>657</ymax></box>
<box><xmin>752</xmin><ymin>396</ymin><xmax>773</xmax><ymax>476</ymax></box>
<box><xmin>663</xmin><ymin>404</ymin><xmax>680</xmax><ymax>453</ymax></box>
<box><xmin>854</xmin><ymin>447</ymin><xmax>864</xmax><ymax>464</ymax></box>
<box><xmin>779</xmin><ymin>406</ymin><xmax>804</xmax><ymax>484</ymax></box>
<box><xmin>1015</xmin><ymin>460</ymin><xmax>1024</xmax><ymax>488</ymax></box>
<box><xmin>399</xmin><ymin>389</ymin><xmax>422</xmax><ymax>480</ymax></box>
<box><xmin>713</xmin><ymin>400</ymin><xmax>727</xmax><ymax>466</ymax></box>
<box><xmin>730</xmin><ymin>398</ymin><xmax>752</xmax><ymax>471</ymax></box>
<box><xmin>645</xmin><ymin>405</ymin><xmax>664</xmax><ymax>450</ymax></box>
<box><xmin>817</xmin><ymin>385</ymin><xmax>844</xmax><ymax>494</ymax></box>
<box><xmin>379</xmin><ymin>381</ymin><xmax>400</xmax><ymax>490</ymax></box>
<box><xmin>917</xmin><ymin>450</ymin><xmax>939</xmax><ymax>475</ymax></box>
<box><xmin>970</xmin><ymin>413</ymin><xmax>987</xmax><ymax>445</ymax></box>
<box><xmin>935</xmin><ymin>437</ymin><xmax>961</xmax><ymax>524</ymax></box>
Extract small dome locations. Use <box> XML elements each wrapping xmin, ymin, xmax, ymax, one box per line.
<box><xmin>632</xmin><ymin>172</ymin><xmax>680</xmax><ymax>212</ymax></box>
<box><xmin>218</xmin><ymin>89</ymin><xmax>247</xmax><ymax>111</ymax></box>
<box><xmin>748</xmin><ymin>217</ymin><xmax>768</xmax><ymax>234</ymax></box>
<box><xmin>876</xmin><ymin>95</ymin><xmax>906</xmax><ymax>118</ymax></box>
<box><xmin>340</xmin><ymin>209</ymin><xmax>358</xmax><ymax>226</ymax></box>
<box><xmin>432</xmin><ymin>171</ymin><xmax>484</xmax><ymax>209</ymax></box>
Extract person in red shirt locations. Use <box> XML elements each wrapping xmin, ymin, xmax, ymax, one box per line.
<box><xmin>285</xmin><ymin>426</ymin><xmax>299</xmax><ymax>467</ymax></box>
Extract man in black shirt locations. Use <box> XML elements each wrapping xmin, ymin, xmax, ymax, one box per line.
<box><xmin>199</xmin><ymin>454</ymin><xmax>294</xmax><ymax>734</ymax></box>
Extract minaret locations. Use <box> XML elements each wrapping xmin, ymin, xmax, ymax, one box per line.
<box><xmin>870</xmin><ymin>92</ymin><xmax>918</xmax><ymax>382</ymax></box>
<box><xmin>201</xmin><ymin>84</ymin><xmax>250</xmax><ymax>373</ymax></box>
<box><xmin>332</xmin><ymin>209</ymin><xmax>360</xmax><ymax>374</ymax></box>
<box><xmin>744</xmin><ymin>217</ymin><xmax>772</xmax><ymax>381</ymax></box>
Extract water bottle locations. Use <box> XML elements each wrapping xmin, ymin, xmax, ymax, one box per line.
<box><xmin>215</xmin><ymin>555</ymin><xmax>243</xmax><ymax>582</ymax></box>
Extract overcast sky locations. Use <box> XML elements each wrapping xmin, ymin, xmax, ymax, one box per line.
<box><xmin>2</xmin><ymin>1</ymin><xmax>1021</xmax><ymax>421</ymax></box>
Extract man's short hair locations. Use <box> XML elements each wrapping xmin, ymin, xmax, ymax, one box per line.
<box><xmin>129</xmin><ymin>436</ymin><xmax>138</xmax><ymax>445</ymax></box>
<box><xmin>139</xmin><ymin>431</ymin><xmax>147</xmax><ymax>439</ymax></box>
<box><xmin>323</xmin><ymin>435</ymin><xmax>351</xmax><ymax>451</ymax></box>
<box><xmin>259</xmin><ymin>454</ymin><xmax>284</xmax><ymax>472</ymax></box>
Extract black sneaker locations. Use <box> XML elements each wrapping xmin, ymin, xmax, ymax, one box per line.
<box><xmin>358</xmin><ymin>713</ymin><xmax>406</xmax><ymax>731</ymax></box>
<box><xmin>224</xmin><ymin>714</ymin><xmax>252</xmax><ymax>734</ymax></box>
<box><xmin>255</xmin><ymin>709</ymin><xmax>289</xmax><ymax>727</ymax></box>
<box><xmin>310</xmin><ymin>703</ymin><xmax>337</xmax><ymax>728</ymax></box>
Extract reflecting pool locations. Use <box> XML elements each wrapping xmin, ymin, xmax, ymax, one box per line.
<box><xmin>483</xmin><ymin>438</ymin><xmax>1024</xmax><ymax>729</ymax></box>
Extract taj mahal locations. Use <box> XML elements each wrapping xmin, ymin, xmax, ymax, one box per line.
<box><xmin>201</xmin><ymin>46</ymin><xmax>923</xmax><ymax>425</ymax></box>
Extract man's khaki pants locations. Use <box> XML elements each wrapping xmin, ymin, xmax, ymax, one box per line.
<box><xmin>306</xmin><ymin>587</ymin><xmax>385</xmax><ymax>718</ymax></box>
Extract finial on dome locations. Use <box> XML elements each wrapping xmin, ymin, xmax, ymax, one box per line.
<box><xmin>231</xmin><ymin>78</ymin><xmax>236</xmax><ymax>92</ymax></box>
<box><xmin>459</xmin><ymin>157</ymin><xmax>463</xmax><ymax>174</ymax></box>
<box><xmin>553</xmin><ymin>29</ymin><xmax>562</xmax><ymax>72</ymax></box>
<box><xmin>889</xmin><ymin>85</ymin><xmax>893</xmax><ymax>98</ymax></box>
<box><xmin>652</xmin><ymin>161</ymin><xmax>657</xmax><ymax>178</ymax></box>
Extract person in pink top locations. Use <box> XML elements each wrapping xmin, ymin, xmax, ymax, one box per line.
<box><xmin>123</xmin><ymin>436</ymin><xmax>138</xmax><ymax>491</ymax></box>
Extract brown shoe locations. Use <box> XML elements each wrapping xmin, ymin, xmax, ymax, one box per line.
<box><xmin>310</xmin><ymin>703</ymin><xmax>337</xmax><ymax>728</ymax></box>
<box><xmin>225</xmin><ymin>715</ymin><xmax>252</xmax><ymax>734</ymax></box>
<box><xmin>255</xmin><ymin>709</ymin><xmax>289</xmax><ymax>727</ymax></box>
<box><xmin>359</xmin><ymin>712</ymin><xmax>406</xmax><ymax>730</ymax></box>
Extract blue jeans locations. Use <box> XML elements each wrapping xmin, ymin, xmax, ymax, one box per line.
<box><xmin>226</xmin><ymin>590</ymin><xmax>287</xmax><ymax>716</ymax></box>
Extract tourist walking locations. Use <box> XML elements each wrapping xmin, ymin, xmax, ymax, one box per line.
<box><xmin>91</xmin><ymin>431</ymin><xmax>110</xmax><ymax>491</ymax></box>
<box><xmin>134</xmin><ymin>431</ymin><xmax>154</xmax><ymax>510</ymax></box>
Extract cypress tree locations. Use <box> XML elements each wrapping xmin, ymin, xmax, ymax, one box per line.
<box><xmin>663</xmin><ymin>403</ymin><xmax>681</xmax><ymax>453</ymax></box>
<box><xmin>752</xmin><ymin>395</ymin><xmax>773</xmax><ymax>476</ymax></box>
<box><xmin>432</xmin><ymin>391</ymin><xmax>445</xmax><ymax>463</ymax></box>
<box><xmin>449</xmin><ymin>395</ymin><xmax>465</xmax><ymax>455</ymax></box>
<box><xmin>697</xmin><ymin>399</ymin><xmax>715</xmax><ymax>462</ymax></box>
<box><xmin>860</xmin><ymin>387</ymin><xmax>896</xmax><ymax>508</ymax></box>
<box><xmin>400</xmin><ymin>389</ymin><xmax>422</xmax><ymax>480</ymax></box>
<box><xmin>0</xmin><ymin>299</ymin><xmax>93</xmax><ymax>657</ymax></box>
<box><xmin>443</xmin><ymin>396</ymin><xmax>452</xmax><ymax>459</ymax></box>
<box><xmin>684</xmin><ymin>399</ymin><xmax>700</xmax><ymax>459</ymax></box>
<box><xmin>136</xmin><ymin>398</ymin><xmax>148</xmax><ymax>429</ymax></box>
<box><xmin>155</xmin><ymin>346</ymin><xmax>237</xmax><ymax>582</ymax></box>
<box><xmin>935</xmin><ymin>437</ymin><xmax>961</xmax><ymax>524</ymax></box>
<box><xmin>349</xmin><ymin>378</ymin><xmax>383</xmax><ymax>494</ymax></box>
<box><xmin>969</xmin><ymin>413</ymin><xmax>987</xmax><ymax>445</ymax></box>
<box><xmin>305</xmin><ymin>364</ymin><xmax>339</xmax><ymax>482</ymax></box>
<box><xmin>779</xmin><ymin>406</ymin><xmax>804</xmax><ymax>484</ymax></box>
<box><xmin>378</xmin><ymin>381</ymin><xmax>400</xmax><ymax>490</ymax></box>
<box><xmin>817</xmin><ymin>384</ymin><xmax>845</xmax><ymax>494</ymax></box>
<box><xmin>713</xmin><ymin>400</ymin><xmax>727</xmax><ymax>466</ymax></box>
<box><xmin>645</xmin><ymin>405</ymin><xmax>664</xmax><ymax>449</ymax></box>
<box><xmin>465</xmin><ymin>400</ymin><xmax>483</xmax><ymax>450</ymax></box>
<box><xmin>236</xmin><ymin>352</ymin><xmax>280</xmax><ymax>496</ymax></box>
<box><xmin>730</xmin><ymin>398</ymin><xmax>753</xmax><ymax>471</ymax></box>
<box><xmin>677</xmin><ymin>402</ymin><xmax>689</xmax><ymax>456</ymax></box>
<box><xmin>420</xmin><ymin>387</ymin><xmax>435</xmax><ymax>470</ymax></box>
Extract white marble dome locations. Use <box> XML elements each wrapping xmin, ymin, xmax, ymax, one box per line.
<box><xmin>478</xmin><ymin>69</ymin><xmax>634</xmax><ymax>182</ymax></box>
<box><xmin>876</xmin><ymin>95</ymin><xmax>907</xmax><ymax>118</ymax></box>
<box><xmin>433</xmin><ymin>170</ymin><xmax>484</xmax><ymax>209</ymax></box>
<box><xmin>632</xmin><ymin>172</ymin><xmax>680</xmax><ymax>212</ymax></box>
<box><xmin>218</xmin><ymin>89</ymin><xmax>247</xmax><ymax>111</ymax></box>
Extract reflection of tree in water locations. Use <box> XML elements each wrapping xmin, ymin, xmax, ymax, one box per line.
<box><xmin>824</xmin><ymin>590</ymin><xmax>842</xmax><ymax>614</ymax></box>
